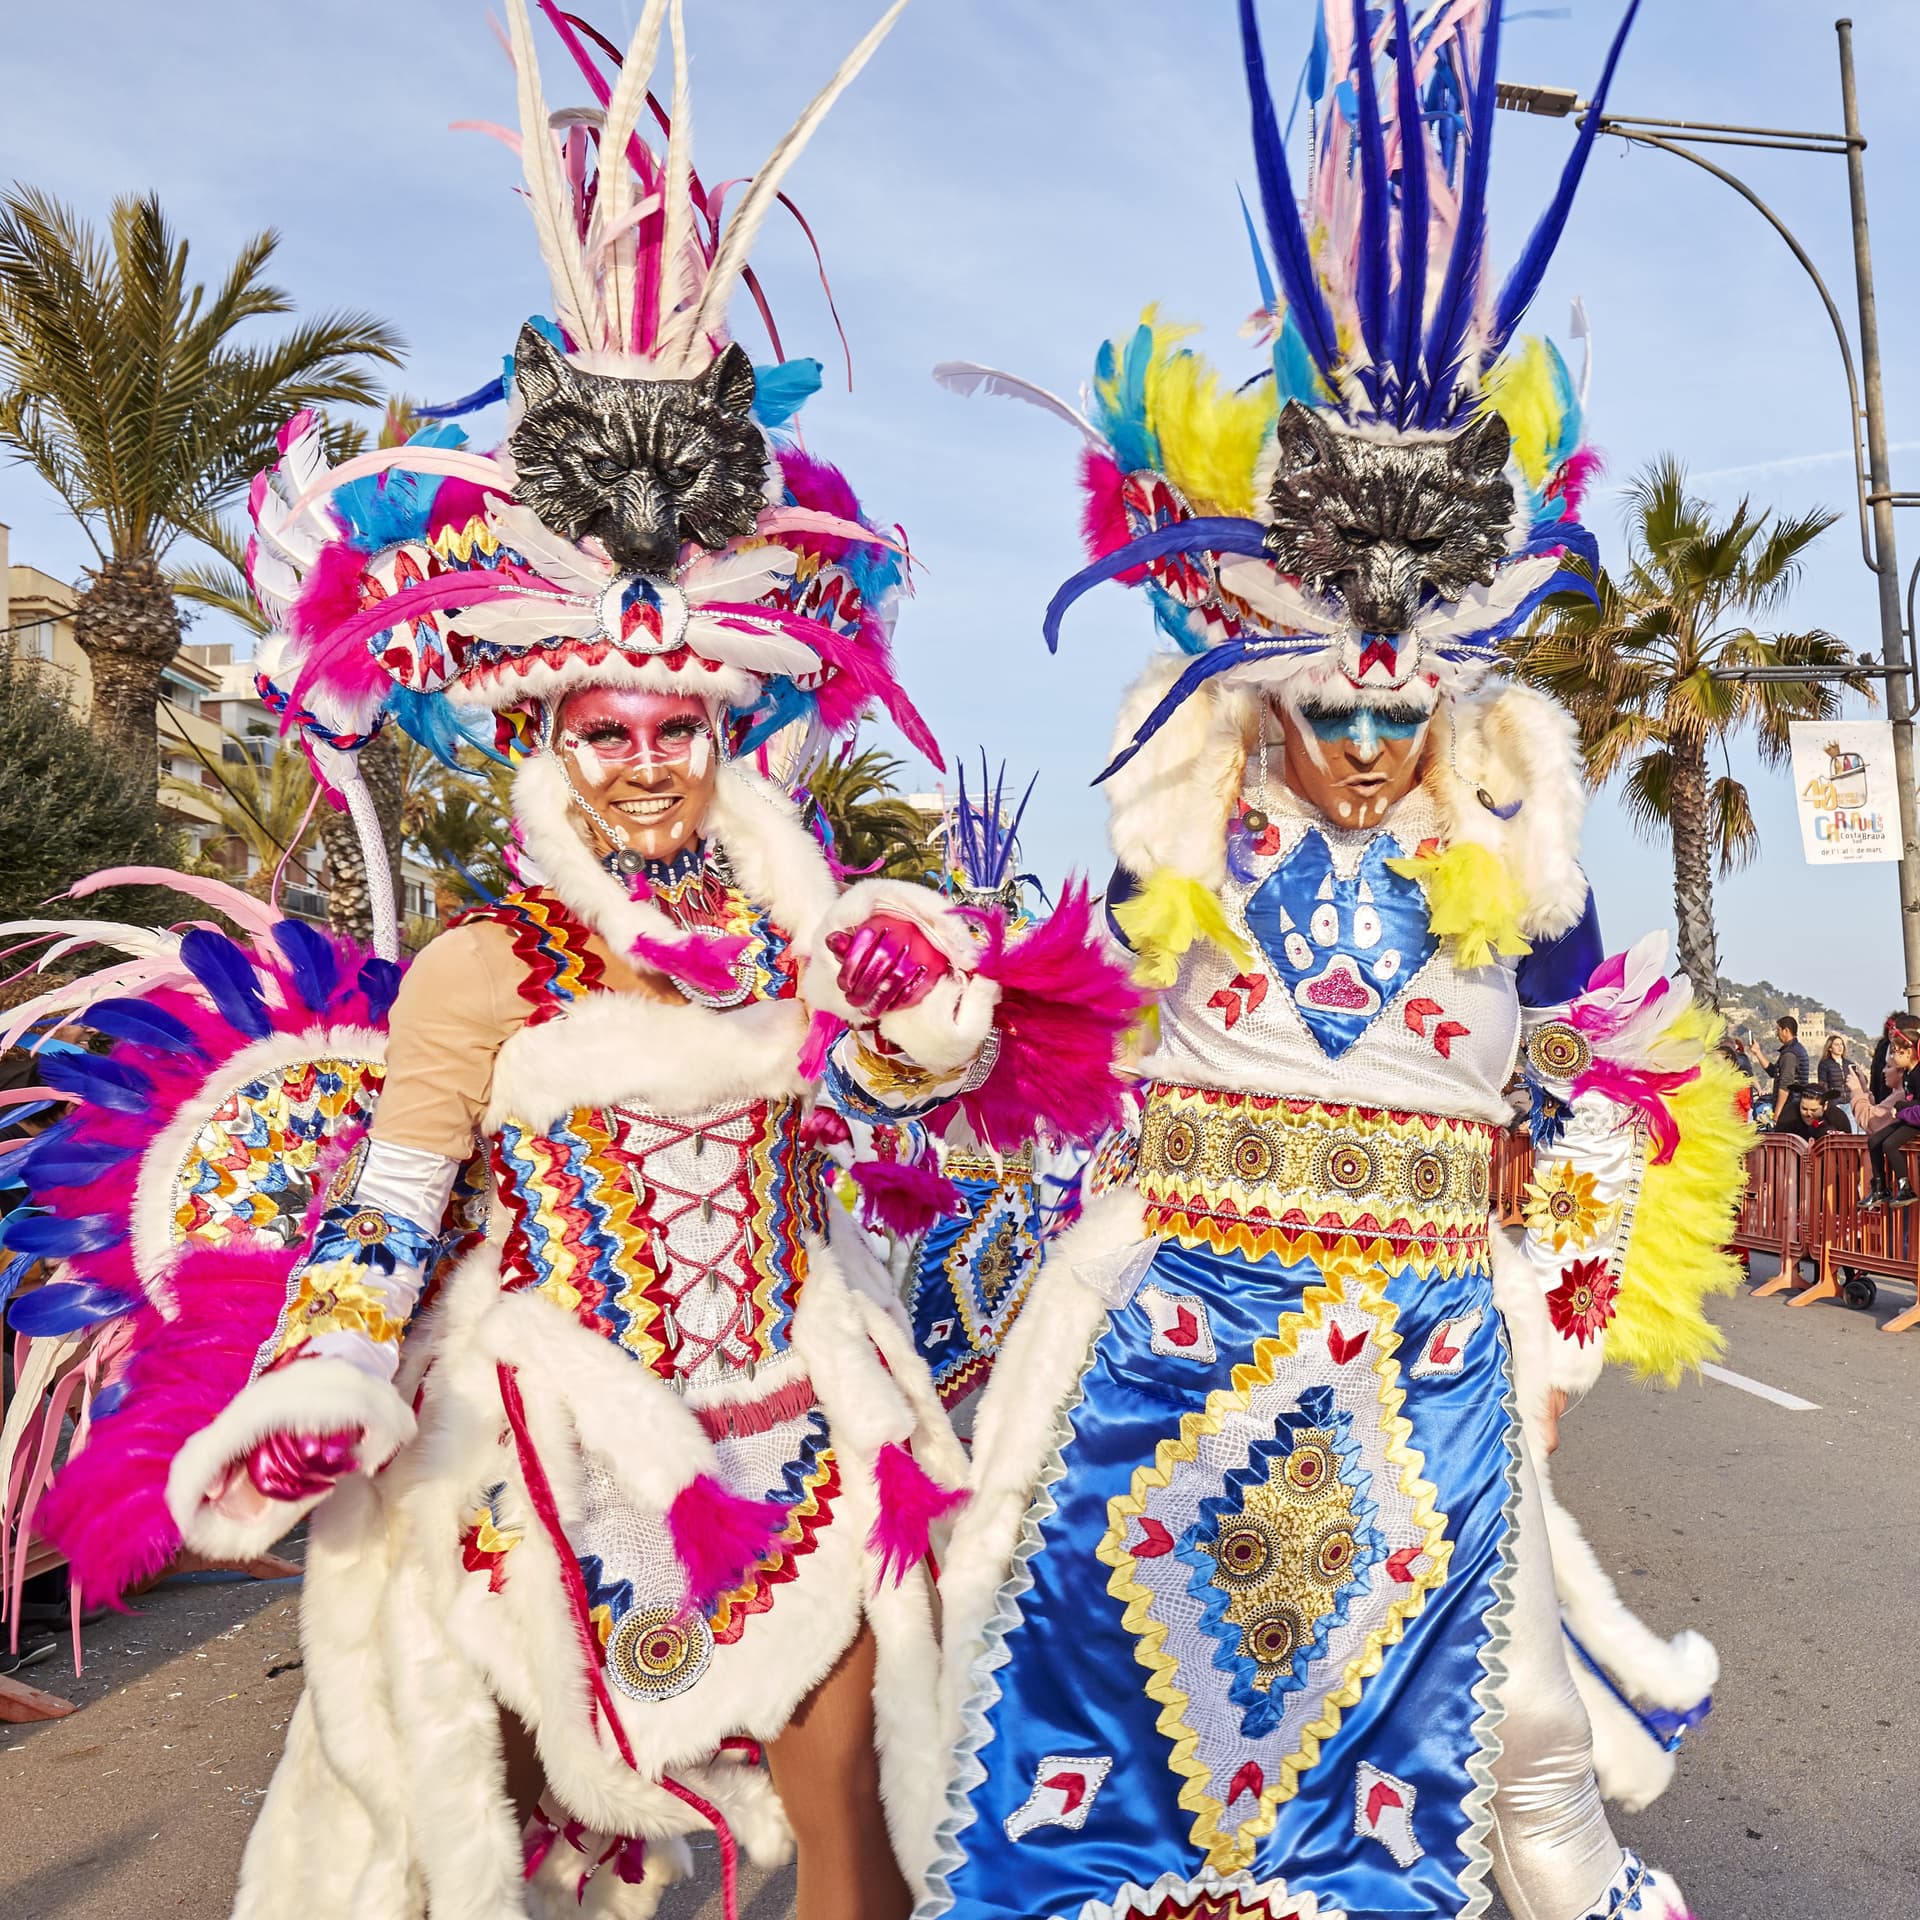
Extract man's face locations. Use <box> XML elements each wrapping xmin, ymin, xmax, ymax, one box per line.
<box><xmin>556</xmin><ymin>686</ymin><xmax>718</xmax><ymax>862</ymax></box>
<box><xmin>1799</xmin><ymin>1093</ymin><xmax>1828</xmax><ymax>1125</ymax></box>
<box><xmin>1275</xmin><ymin>696</ymin><xmax>1433</xmax><ymax>831</ymax></box>
<box><xmin>1778</xmin><ymin>1023</ymin><xmax>1793</xmax><ymax>1045</ymax></box>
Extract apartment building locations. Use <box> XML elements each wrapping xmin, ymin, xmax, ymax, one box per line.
<box><xmin>2</xmin><ymin>523</ymin><xmax>438</xmax><ymax>935</ymax></box>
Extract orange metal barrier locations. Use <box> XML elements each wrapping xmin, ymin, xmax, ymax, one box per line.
<box><xmin>1779</xmin><ymin>1134</ymin><xmax>1920</xmax><ymax>1327</ymax></box>
<box><xmin>1739</xmin><ymin>1134</ymin><xmax>1813</xmax><ymax>1295</ymax></box>
<box><xmin>1491</xmin><ymin>1131</ymin><xmax>1534</xmax><ymax>1228</ymax></box>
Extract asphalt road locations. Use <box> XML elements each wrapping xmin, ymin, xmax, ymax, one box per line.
<box><xmin>4</xmin><ymin>1264</ymin><xmax>1916</xmax><ymax>1919</ymax></box>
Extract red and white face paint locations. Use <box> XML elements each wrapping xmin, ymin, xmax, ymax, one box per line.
<box><xmin>553</xmin><ymin>686</ymin><xmax>721</xmax><ymax>863</ymax></box>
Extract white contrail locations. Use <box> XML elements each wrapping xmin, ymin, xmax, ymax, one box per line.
<box><xmin>1690</xmin><ymin>440</ymin><xmax>1920</xmax><ymax>486</ymax></box>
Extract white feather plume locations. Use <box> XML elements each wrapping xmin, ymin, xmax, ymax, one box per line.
<box><xmin>593</xmin><ymin>0</ymin><xmax>670</xmax><ymax>353</ymax></box>
<box><xmin>669</xmin><ymin>0</ymin><xmax>911</xmax><ymax>368</ymax></box>
<box><xmin>653</xmin><ymin>0</ymin><xmax>698</xmax><ymax>353</ymax></box>
<box><xmin>931</xmin><ymin>361</ymin><xmax>1105</xmax><ymax>445</ymax></box>
<box><xmin>505</xmin><ymin>0</ymin><xmax>600</xmax><ymax>348</ymax></box>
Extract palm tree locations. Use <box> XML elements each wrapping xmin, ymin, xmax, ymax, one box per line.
<box><xmin>806</xmin><ymin>744</ymin><xmax>936</xmax><ymax>882</ymax></box>
<box><xmin>1517</xmin><ymin>455</ymin><xmax>1873</xmax><ymax>1004</ymax></box>
<box><xmin>0</xmin><ymin>187</ymin><xmax>401</xmax><ymax>762</ymax></box>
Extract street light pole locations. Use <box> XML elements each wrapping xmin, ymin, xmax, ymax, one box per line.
<box><xmin>1834</xmin><ymin>18</ymin><xmax>1920</xmax><ymax>1010</ymax></box>
<box><xmin>1499</xmin><ymin>19</ymin><xmax>1920</xmax><ymax>1011</ymax></box>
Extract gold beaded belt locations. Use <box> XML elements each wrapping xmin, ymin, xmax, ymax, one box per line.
<box><xmin>942</xmin><ymin>1144</ymin><xmax>1034</xmax><ymax>1186</ymax></box>
<box><xmin>1135</xmin><ymin>1081</ymin><xmax>1496</xmax><ymax>1275</ymax></box>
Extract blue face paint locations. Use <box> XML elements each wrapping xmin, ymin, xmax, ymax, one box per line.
<box><xmin>1298</xmin><ymin>704</ymin><xmax>1431</xmax><ymax>751</ymax></box>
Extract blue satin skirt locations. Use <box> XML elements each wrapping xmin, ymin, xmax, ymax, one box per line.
<box><xmin>927</xmin><ymin>1231</ymin><xmax>1520</xmax><ymax>1920</ymax></box>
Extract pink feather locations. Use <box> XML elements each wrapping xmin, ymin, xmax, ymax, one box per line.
<box><xmin>629</xmin><ymin>929</ymin><xmax>749</xmax><ymax>999</ymax></box>
<box><xmin>34</xmin><ymin>1238</ymin><xmax>304</xmax><ymax>1607</ymax></box>
<box><xmin>1081</xmin><ymin>447</ymin><xmax>1136</xmax><ymax>565</ymax></box>
<box><xmin>287</xmin><ymin>540</ymin><xmax>391</xmax><ymax>717</ymax></box>
<box><xmin>666</xmin><ymin>1473</ymin><xmax>787</xmax><ymax>1613</ymax></box>
<box><xmin>1554</xmin><ymin>446</ymin><xmax>1606</xmax><ymax>516</ymax></box>
<box><xmin>962</xmin><ymin>882</ymin><xmax>1143</xmax><ymax>1153</ymax></box>
<box><xmin>68</xmin><ymin>868</ymin><xmax>281</xmax><ymax>945</ymax></box>
<box><xmin>850</xmin><ymin>1158</ymin><xmax>963</xmax><ymax>1237</ymax></box>
<box><xmin>866</xmin><ymin>1440</ymin><xmax>965</xmax><ymax>1586</ymax></box>
<box><xmin>798</xmin><ymin>1009</ymin><xmax>847</xmax><ymax>1080</ymax></box>
<box><xmin>777</xmin><ymin>448</ymin><xmax>865</xmax><ymax>562</ymax></box>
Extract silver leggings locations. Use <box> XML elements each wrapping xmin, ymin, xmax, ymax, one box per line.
<box><xmin>1488</xmin><ymin>1439</ymin><xmax>1625</xmax><ymax>1920</ymax></box>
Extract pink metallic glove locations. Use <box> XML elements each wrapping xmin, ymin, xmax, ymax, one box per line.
<box><xmin>245</xmin><ymin>1427</ymin><xmax>362</xmax><ymax>1502</ymax></box>
<box><xmin>826</xmin><ymin>914</ymin><xmax>951</xmax><ymax>1018</ymax></box>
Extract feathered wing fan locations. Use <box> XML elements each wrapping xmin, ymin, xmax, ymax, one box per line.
<box><xmin>0</xmin><ymin>877</ymin><xmax>486</xmax><ymax>1609</ymax></box>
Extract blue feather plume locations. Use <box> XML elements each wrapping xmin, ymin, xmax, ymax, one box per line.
<box><xmin>1349</xmin><ymin>0</ymin><xmax>1395</xmax><ymax>410</ymax></box>
<box><xmin>180</xmin><ymin>929</ymin><xmax>273</xmax><ymax>1042</ymax></box>
<box><xmin>752</xmin><ymin>359</ymin><xmax>824</xmax><ymax>429</ymax></box>
<box><xmin>1418</xmin><ymin>0</ymin><xmax>1503</xmax><ymax>426</ymax></box>
<box><xmin>8</xmin><ymin>1277</ymin><xmax>140</xmax><ymax>1336</ymax></box>
<box><xmin>1044</xmin><ymin>517</ymin><xmax>1273</xmax><ymax>654</ymax></box>
<box><xmin>1489</xmin><ymin>0</ymin><xmax>1644</xmax><ymax>355</ymax></box>
<box><xmin>273</xmin><ymin>919</ymin><xmax>341</xmax><ymax>1015</ymax></box>
<box><xmin>359</xmin><ymin>958</ymin><xmax>402</xmax><ymax>1023</ymax></box>
<box><xmin>0</xmin><ymin>1209</ymin><xmax>125</xmax><ymax>1259</ymax></box>
<box><xmin>14</xmin><ymin>1135</ymin><xmax>136</xmax><ymax>1191</ymax></box>
<box><xmin>0</xmin><ymin>1252</ymin><xmax>32</xmax><ymax>1314</ymax></box>
<box><xmin>37</xmin><ymin>1049</ymin><xmax>153</xmax><ymax>1114</ymax></box>
<box><xmin>1388</xmin><ymin>0</ymin><xmax>1431</xmax><ymax>424</ymax></box>
<box><xmin>1239</xmin><ymin>0</ymin><xmax>1342</xmax><ymax>384</ymax></box>
<box><xmin>76</xmin><ymin>997</ymin><xmax>206</xmax><ymax>1056</ymax></box>
<box><xmin>331</xmin><ymin>421</ymin><xmax>466</xmax><ymax>550</ymax></box>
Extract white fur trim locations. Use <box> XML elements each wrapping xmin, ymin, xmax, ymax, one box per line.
<box><xmin>1492</xmin><ymin>1223</ymin><xmax>1606</xmax><ymax>1410</ymax></box>
<box><xmin>130</xmin><ymin>1023</ymin><xmax>388</xmax><ymax>1294</ymax></box>
<box><xmin>1640</xmin><ymin>1866</ymin><xmax>1696</xmax><ymax>1919</ymax></box>
<box><xmin>1104</xmin><ymin>656</ymin><xmax>1253</xmax><ymax>886</ymax></box>
<box><xmin>1103</xmin><ymin>660</ymin><xmax>1590</xmax><ymax>941</ymax></box>
<box><xmin>876</xmin><ymin>969</ymin><xmax>1000</xmax><ymax>1077</ymax></box>
<box><xmin>706</xmin><ymin>762</ymin><xmax>839</xmax><ymax>946</ymax></box>
<box><xmin>484</xmin><ymin>992</ymin><xmax>811</xmax><ymax>1131</ymax></box>
<box><xmin>167</xmin><ymin>1357</ymin><xmax>415</xmax><ymax>1562</ymax></box>
<box><xmin>514</xmin><ymin>752</ymin><xmax>841</xmax><ymax>968</ymax></box>
<box><xmin>1428</xmin><ymin>682</ymin><xmax>1589</xmax><ymax>939</ymax></box>
<box><xmin>1572</xmin><ymin>1661</ymin><xmax>1677</xmax><ymax>1814</ymax></box>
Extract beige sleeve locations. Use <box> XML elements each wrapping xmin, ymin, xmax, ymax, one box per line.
<box><xmin>370</xmin><ymin>921</ymin><xmax>531</xmax><ymax>1160</ymax></box>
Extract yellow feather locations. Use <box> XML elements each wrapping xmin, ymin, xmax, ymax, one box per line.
<box><xmin>1607</xmin><ymin>1010</ymin><xmax>1753</xmax><ymax>1384</ymax></box>
<box><xmin>1384</xmin><ymin>843</ymin><xmax>1531</xmax><ymax>970</ymax></box>
<box><xmin>1113</xmin><ymin>869</ymin><xmax>1255</xmax><ymax>989</ymax></box>
<box><xmin>1479</xmin><ymin>337</ymin><xmax>1562</xmax><ymax>491</ymax></box>
<box><xmin>1146</xmin><ymin>339</ymin><xmax>1278</xmax><ymax>518</ymax></box>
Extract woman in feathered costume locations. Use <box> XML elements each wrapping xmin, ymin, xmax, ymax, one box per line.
<box><xmin>923</xmin><ymin>6</ymin><xmax>1742</xmax><ymax>1919</ymax></box>
<box><xmin>0</xmin><ymin>6</ymin><xmax>1136</xmax><ymax>1917</ymax></box>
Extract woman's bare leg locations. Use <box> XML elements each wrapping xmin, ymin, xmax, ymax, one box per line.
<box><xmin>767</xmin><ymin>1621</ymin><xmax>912</xmax><ymax>1920</ymax></box>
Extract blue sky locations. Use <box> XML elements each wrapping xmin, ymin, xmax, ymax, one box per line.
<box><xmin>4</xmin><ymin>1</ymin><xmax>1919</xmax><ymax>1027</ymax></box>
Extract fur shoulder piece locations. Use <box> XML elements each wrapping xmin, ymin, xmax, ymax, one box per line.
<box><xmin>1105</xmin><ymin>655</ymin><xmax>1255</xmax><ymax>886</ymax></box>
<box><xmin>1427</xmin><ymin>681</ymin><xmax>1589</xmax><ymax>940</ymax></box>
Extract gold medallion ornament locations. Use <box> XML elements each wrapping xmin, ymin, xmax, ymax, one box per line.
<box><xmin>1525</xmin><ymin>1021</ymin><xmax>1593</xmax><ymax>1082</ymax></box>
<box><xmin>606</xmin><ymin>1604</ymin><xmax>715</xmax><ymax>1703</ymax></box>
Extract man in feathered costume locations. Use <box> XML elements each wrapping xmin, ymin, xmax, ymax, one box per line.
<box><xmin>923</xmin><ymin>5</ymin><xmax>1743</xmax><ymax>1919</ymax></box>
<box><xmin>0</xmin><ymin>6</ymin><xmax>1135</xmax><ymax>1918</ymax></box>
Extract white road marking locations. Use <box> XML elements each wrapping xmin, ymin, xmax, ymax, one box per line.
<box><xmin>1700</xmin><ymin>1362</ymin><xmax>1820</xmax><ymax>1413</ymax></box>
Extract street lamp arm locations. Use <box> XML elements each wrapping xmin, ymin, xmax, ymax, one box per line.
<box><xmin>1605</xmin><ymin>124</ymin><xmax>1876</xmax><ymax>574</ymax></box>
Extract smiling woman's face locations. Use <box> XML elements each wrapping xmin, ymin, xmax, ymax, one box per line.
<box><xmin>556</xmin><ymin>686</ymin><xmax>719</xmax><ymax>862</ymax></box>
<box><xmin>1275</xmin><ymin>696</ymin><xmax>1433</xmax><ymax>830</ymax></box>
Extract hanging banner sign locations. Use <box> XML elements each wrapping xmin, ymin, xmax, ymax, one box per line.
<box><xmin>1789</xmin><ymin>719</ymin><xmax>1899</xmax><ymax>863</ymax></box>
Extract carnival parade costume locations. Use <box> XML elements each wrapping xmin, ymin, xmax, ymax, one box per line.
<box><xmin>902</xmin><ymin>763</ymin><xmax>1064</xmax><ymax>1420</ymax></box>
<box><xmin>0</xmin><ymin>6</ymin><xmax>1139</xmax><ymax>1916</ymax></box>
<box><xmin>923</xmin><ymin>6</ymin><xmax>1743</xmax><ymax>1919</ymax></box>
